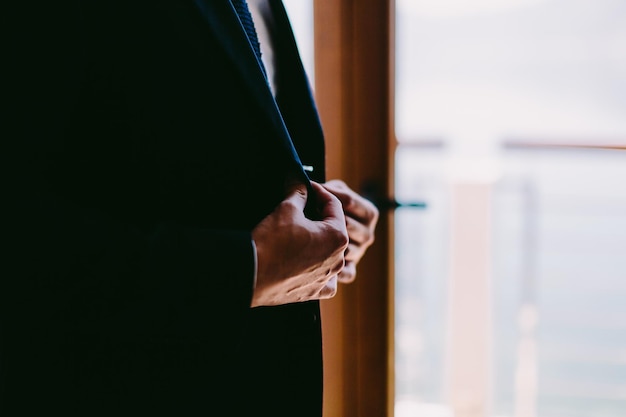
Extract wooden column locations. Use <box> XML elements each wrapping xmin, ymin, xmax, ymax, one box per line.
<box><xmin>314</xmin><ymin>1</ymin><xmax>395</xmax><ymax>416</ymax></box>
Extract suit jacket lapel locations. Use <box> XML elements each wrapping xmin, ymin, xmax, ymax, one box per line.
<box><xmin>192</xmin><ymin>0</ymin><xmax>309</xmax><ymax>182</ymax></box>
<box><xmin>269</xmin><ymin>0</ymin><xmax>326</xmax><ymax>182</ymax></box>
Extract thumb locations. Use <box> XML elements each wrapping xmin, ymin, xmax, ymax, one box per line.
<box><xmin>284</xmin><ymin>180</ymin><xmax>308</xmax><ymax>212</ymax></box>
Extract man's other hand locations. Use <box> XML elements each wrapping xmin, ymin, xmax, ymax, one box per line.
<box><xmin>250</xmin><ymin>181</ymin><xmax>349</xmax><ymax>308</ymax></box>
<box><xmin>323</xmin><ymin>179</ymin><xmax>378</xmax><ymax>284</ymax></box>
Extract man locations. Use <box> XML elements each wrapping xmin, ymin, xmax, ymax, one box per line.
<box><xmin>4</xmin><ymin>0</ymin><xmax>378</xmax><ymax>416</ymax></box>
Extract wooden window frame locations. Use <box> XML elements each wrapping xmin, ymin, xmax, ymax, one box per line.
<box><xmin>314</xmin><ymin>1</ymin><xmax>396</xmax><ymax>416</ymax></box>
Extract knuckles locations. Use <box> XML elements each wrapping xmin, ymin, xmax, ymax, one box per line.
<box><xmin>279</xmin><ymin>199</ymin><xmax>301</xmax><ymax>216</ymax></box>
<box><xmin>338</xmin><ymin>263</ymin><xmax>357</xmax><ymax>284</ymax></box>
<box><xmin>330</xmin><ymin>226</ymin><xmax>350</xmax><ymax>252</ymax></box>
<box><xmin>341</xmin><ymin>194</ymin><xmax>355</xmax><ymax>210</ymax></box>
<box><xmin>363</xmin><ymin>200</ymin><xmax>380</xmax><ymax>224</ymax></box>
<box><xmin>330</xmin><ymin>258</ymin><xmax>346</xmax><ymax>276</ymax></box>
<box><xmin>325</xmin><ymin>285</ymin><xmax>338</xmax><ymax>299</ymax></box>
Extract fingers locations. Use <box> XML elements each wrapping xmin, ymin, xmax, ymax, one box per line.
<box><xmin>310</xmin><ymin>181</ymin><xmax>343</xmax><ymax>218</ymax></box>
<box><xmin>252</xmin><ymin>180</ymin><xmax>368</xmax><ymax>307</ymax></box>
<box><xmin>250</xmin><ymin>181</ymin><xmax>348</xmax><ymax>307</ymax></box>
<box><xmin>344</xmin><ymin>242</ymin><xmax>362</xmax><ymax>263</ymax></box>
<box><xmin>323</xmin><ymin>180</ymin><xmax>379</xmax><ymax>224</ymax></box>
<box><xmin>343</xmin><ymin>217</ymin><xmax>371</xmax><ymax>265</ymax></box>
<box><xmin>322</xmin><ymin>179</ymin><xmax>379</xmax><ymax>287</ymax></box>
<box><xmin>345</xmin><ymin>216</ymin><xmax>375</xmax><ymax>248</ymax></box>
<box><xmin>283</xmin><ymin>181</ymin><xmax>308</xmax><ymax>212</ymax></box>
<box><xmin>337</xmin><ymin>261</ymin><xmax>356</xmax><ymax>284</ymax></box>
<box><xmin>324</xmin><ymin>180</ymin><xmax>376</xmax><ymax>257</ymax></box>
<box><xmin>318</xmin><ymin>275</ymin><xmax>338</xmax><ymax>299</ymax></box>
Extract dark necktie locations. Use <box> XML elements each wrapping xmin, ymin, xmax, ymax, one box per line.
<box><xmin>231</xmin><ymin>0</ymin><xmax>267</xmax><ymax>77</ymax></box>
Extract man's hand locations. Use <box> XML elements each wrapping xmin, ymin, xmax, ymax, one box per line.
<box><xmin>250</xmin><ymin>181</ymin><xmax>349</xmax><ymax>308</ymax></box>
<box><xmin>323</xmin><ymin>180</ymin><xmax>379</xmax><ymax>284</ymax></box>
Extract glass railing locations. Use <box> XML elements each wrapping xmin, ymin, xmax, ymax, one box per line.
<box><xmin>394</xmin><ymin>142</ymin><xmax>626</xmax><ymax>417</ymax></box>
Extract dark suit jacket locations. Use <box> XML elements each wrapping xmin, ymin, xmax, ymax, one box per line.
<box><xmin>4</xmin><ymin>1</ymin><xmax>326</xmax><ymax>415</ymax></box>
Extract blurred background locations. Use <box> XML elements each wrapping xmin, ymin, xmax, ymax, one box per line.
<box><xmin>393</xmin><ymin>1</ymin><xmax>626</xmax><ymax>417</ymax></box>
<box><xmin>285</xmin><ymin>0</ymin><xmax>626</xmax><ymax>416</ymax></box>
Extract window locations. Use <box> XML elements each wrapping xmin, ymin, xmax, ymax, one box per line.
<box><xmin>394</xmin><ymin>1</ymin><xmax>626</xmax><ymax>416</ymax></box>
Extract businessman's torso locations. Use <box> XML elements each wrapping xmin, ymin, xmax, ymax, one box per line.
<box><xmin>7</xmin><ymin>1</ymin><xmax>325</xmax><ymax>415</ymax></box>
<box><xmin>51</xmin><ymin>0</ymin><xmax>323</xmax><ymax>230</ymax></box>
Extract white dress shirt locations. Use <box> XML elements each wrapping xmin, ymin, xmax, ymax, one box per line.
<box><xmin>245</xmin><ymin>0</ymin><xmax>279</xmax><ymax>289</ymax></box>
<box><xmin>247</xmin><ymin>0</ymin><xmax>278</xmax><ymax>97</ymax></box>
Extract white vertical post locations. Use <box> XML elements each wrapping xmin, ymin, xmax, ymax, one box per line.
<box><xmin>446</xmin><ymin>182</ymin><xmax>493</xmax><ymax>417</ymax></box>
<box><xmin>515</xmin><ymin>182</ymin><xmax>538</xmax><ymax>417</ymax></box>
<box><xmin>514</xmin><ymin>304</ymin><xmax>538</xmax><ymax>417</ymax></box>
